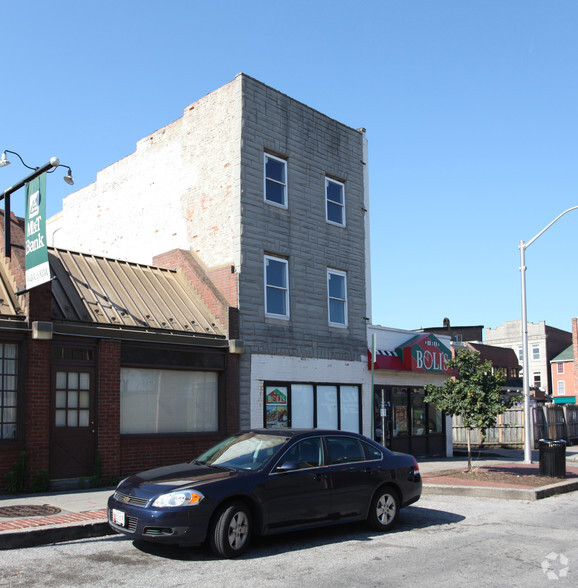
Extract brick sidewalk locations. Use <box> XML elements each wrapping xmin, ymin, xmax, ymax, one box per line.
<box><xmin>0</xmin><ymin>509</ymin><xmax>107</xmax><ymax>533</ymax></box>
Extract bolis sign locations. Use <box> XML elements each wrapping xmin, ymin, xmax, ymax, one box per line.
<box><xmin>399</xmin><ymin>334</ymin><xmax>451</xmax><ymax>374</ymax></box>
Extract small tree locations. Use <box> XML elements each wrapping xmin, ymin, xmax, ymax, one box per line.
<box><xmin>424</xmin><ymin>348</ymin><xmax>517</xmax><ymax>472</ymax></box>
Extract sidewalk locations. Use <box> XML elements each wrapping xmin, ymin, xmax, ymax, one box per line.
<box><xmin>1</xmin><ymin>446</ymin><xmax>577</xmax><ymax>550</ymax></box>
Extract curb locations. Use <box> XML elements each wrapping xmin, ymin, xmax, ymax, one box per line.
<box><xmin>0</xmin><ymin>521</ymin><xmax>114</xmax><ymax>550</ymax></box>
<box><xmin>423</xmin><ymin>477</ymin><xmax>578</xmax><ymax>501</ymax></box>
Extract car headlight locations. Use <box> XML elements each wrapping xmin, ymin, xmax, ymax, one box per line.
<box><xmin>152</xmin><ymin>489</ymin><xmax>205</xmax><ymax>508</ymax></box>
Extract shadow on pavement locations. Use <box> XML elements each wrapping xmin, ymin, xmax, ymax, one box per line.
<box><xmin>131</xmin><ymin>505</ymin><xmax>465</xmax><ymax>561</ymax></box>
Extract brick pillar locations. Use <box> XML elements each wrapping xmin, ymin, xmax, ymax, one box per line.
<box><xmin>25</xmin><ymin>338</ymin><xmax>51</xmax><ymax>482</ymax></box>
<box><xmin>98</xmin><ymin>339</ymin><xmax>122</xmax><ymax>482</ymax></box>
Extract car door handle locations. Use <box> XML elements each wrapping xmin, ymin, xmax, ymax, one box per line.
<box><xmin>314</xmin><ymin>473</ymin><xmax>328</xmax><ymax>481</ymax></box>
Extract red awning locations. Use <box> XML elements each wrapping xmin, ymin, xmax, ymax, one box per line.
<box><xmin>368</xmin><ymin>349</ymin><xmax>405</xmax><ymax>371</ymax></box>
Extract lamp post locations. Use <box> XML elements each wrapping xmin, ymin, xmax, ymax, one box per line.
<box><xmin>0</xmin><ymin>150</ymin><xmax>74</xmax><ymax>258</ymax></box>
<box><xmin>519</xmin><ymin>205</ymin><xmax>578</xmax><ymax>463</ymax></box>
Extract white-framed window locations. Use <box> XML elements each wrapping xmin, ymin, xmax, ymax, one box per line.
<box><xmin>558</xmin><ymin>381</ymin><xmax>566</xmax><ymax>395</ymax></box>
<box><xmin>518</xmin><ymin>345</ymin><xmax>524</xmax><ymax>361</ymax></box>
<box><xmin>557</xmin><ymin>362</ymin><xmax>565</xmax><ymax>374</ymax></box>
<box><xmin>326</xmin><ymin>178</ymin><xmax>345</xmax><ymax>226</ymax></box>
<box><xmin>120</xmin><ymin>368</ymin><xmax>218</xmax><ymax>434</ymax></box>
<box><xmin>327</xmin><ymin>269</ymin><xmax>347</xmax><ymax>326</ymax></box>
<box><xmin>532</xmin><ymin>344</ymin><xmax>540</xmax><ymax>360</ymax></box>
<box><xmin>264</xmin><ymin>153</ymin><xmax>287</xmax><ymax>207</ymax></box>
<box><xmin>265</xmin><ymin>255</ymin><xmax>289</xmax><ymax>318</ymax></box>
<box><xmin>533</xmin><ymin>372</ymin><xmax>541</xmax><ymax>389</ymax></box>
<box><xmin>265</xmin><ymin>382</ymin><xmax>361</xmax><ymax>433</ymax></box>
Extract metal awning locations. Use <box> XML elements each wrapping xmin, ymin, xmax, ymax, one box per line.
<box><xmin>49</xmin><ymin>248</ymin><xmax>226</xmax><ymax>342</ymax></box>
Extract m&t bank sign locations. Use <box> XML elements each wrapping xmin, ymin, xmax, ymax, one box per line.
<box><xmin>25</xmin><ymin>173</ymin><xmax>51</xmax><ymax>290</ymax></box>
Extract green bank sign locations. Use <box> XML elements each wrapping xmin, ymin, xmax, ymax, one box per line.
<box><xmin>25</xmin><ymin>173</ymin><xmax>50</xmax><ymax>290</ymax></box>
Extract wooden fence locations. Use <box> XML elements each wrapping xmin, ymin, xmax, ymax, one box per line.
<box><xmin>452</xmin><ymin>404</ymin><xmax>578</xmax><ymax>448</ymax></box>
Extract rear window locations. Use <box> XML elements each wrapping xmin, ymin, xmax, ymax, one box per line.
<box><xmin>326</xmin><ymin>436</ymin><xmax>366</xmax><ymax>464</ymax></box>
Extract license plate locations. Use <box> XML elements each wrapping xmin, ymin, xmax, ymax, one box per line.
<box><xmin>112</xmin><ymin>508</ymin><xmax>125</xmax><ymax>527</ymax></box>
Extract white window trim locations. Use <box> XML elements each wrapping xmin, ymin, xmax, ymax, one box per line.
<box><xmin>264</xmin><ymin>255</ymin><xmax>290</xmax><ymax>319</ymax></box>
<box><xmin>327</xmin><ymin>268</ymin><xmax>348</xmax><ymax>327</ymax></box>
<box><xmin>264</xmin><ymin>153</ymin><xmax>288</xmax><ymax>209</ymax></box>
<box><xmin>325</xmin><ymin>177</ymin><xmax>346</xmax><ymax>227</ymax></box>
<box><xmin>557</xmin><ymin>362</ymin><xmax>565</xmax><ymax>374</ymax></box>
<box><xmin>558</xmin><ymin>381</ymin><xmax>566</xmax><ymax>395</ymax></box>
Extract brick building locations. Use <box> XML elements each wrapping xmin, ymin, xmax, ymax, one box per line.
<box><xmin>485</xmin><ymin>320</ymin><xmax>572</xmax><ymax>397</ymax></box>
<box><xmin>47</xmin><ymin>74</ymin><xmax>371</xmax><ymax>438</ymax></box>
<box><xmin>0</xmin><ymin>211</ymin><xmax>237</xmax><ymax>488</ymax></box>
<box><xmin>550</xmin><ymin>318</ymin><xmax>578</xmax><ymax>404</ymax></box>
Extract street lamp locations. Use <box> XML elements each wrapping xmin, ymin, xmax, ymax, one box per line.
<box><xmin>0</xmin><ymin>150</ymin><xmax>74</xmax><ymax>257</ymax></box>
<box><xmin>519</xmin><ymin>205</ymin><xmax>578</xmax><ymax>463</ymax></box>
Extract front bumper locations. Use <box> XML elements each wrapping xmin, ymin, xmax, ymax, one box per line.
<box><xmin>107</xmin><ymin>494</ymin><xmax>211</xmax><ymax>546</ymax></box>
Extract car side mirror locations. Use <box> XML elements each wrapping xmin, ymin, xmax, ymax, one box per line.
<box><xmin>276</xmin><ymin>461</ymin><xmax>300</xmax><ymax>472</ymax></box>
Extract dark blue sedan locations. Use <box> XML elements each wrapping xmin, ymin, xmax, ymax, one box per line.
<box><xmin>108</xmin><ymin>429</ymin><xmax>422</xmax><ymax>558</ymax></box>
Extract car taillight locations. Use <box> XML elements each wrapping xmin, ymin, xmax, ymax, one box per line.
<box><xmin>412</xmin><ymin>457</ymin><xmax>420</xmax><ymax>477</ymax></box>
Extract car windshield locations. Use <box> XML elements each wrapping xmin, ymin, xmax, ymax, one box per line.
<box><xmin>195</xmin><ymin>432</ymin><xmax>290</xmax><ymax>471</ymax></box>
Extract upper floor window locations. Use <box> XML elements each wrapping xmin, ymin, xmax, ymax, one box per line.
<box><xmin>326</xmin><ymin>178</ymin><xmax>345</xmax><ymax>226</ymax></box>
<box><xmin>533</xmin><ymin>372</ymin><xmax>542</xmax><ymax>389</ymax></box>
<box><xmin>557</xmin><ymin>362</ymin><xmax>565</xmax><ymax>374</ymax></box>
<box><xmin>327</xmin><ymin>269</ymin><xmax>347</xmax><ymax>326</ymax></box>
<box><xmin>265</xmin><ymin>255</ymin><xmax>289</xmax><ymax>318</ymax></box>
<box><xmin>558</xmin><ymin>381</ymin><xmax>566</xmax><ymax>396</ymax></box>
<box><xmin>518</xmin><ymin>345</ymin><xmax>524</xmax><ymax>362</ymax></box>
<box><xmin>265</xmin><ymin>154</ymin><xmax>287</xmax><ymax>207</ymax></box>
<box><xmin>532</xmin><ymin>344</ymin><xmax>540</xmax><ymax>360</ymax></box>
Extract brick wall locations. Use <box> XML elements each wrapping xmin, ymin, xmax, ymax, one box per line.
<box><xmin>47</xmin><ymin>76</ymin><xmax>243</xmax><ymax>271</ymax></box>
<box><xmin>98</xmin><ymin>339</ymin><xmax>121</xmax><ymax>482</ymax></box>
<box><xmin>24</xmin><ymin>339</ymin><xmax>51</xmax><ymax>481</ymax></box>
<box><xmin>153</xmin><ymin>248</ymin><xmax>237</xmax><ymax>331</ymax></box>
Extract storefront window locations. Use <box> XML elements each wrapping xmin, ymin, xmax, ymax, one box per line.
<box><xmin>291</xmin><ymin>384</ymin><xmax>314</xmax><ymax>428</ymax></box>
<box><xmin>317</xmin><ymin>386</ymin><xmax>338</xmax><ymax>429</ymax></box>
<box><xmin>265</xmin><ymin>386</ymin><xmax>289</xmax><ymax>428</ymax></box>
<box><xmin>392</xmin><ymin>388</ymin><xmax>409</xmax><ymax>437</ymax></box>
<box><xmin>411</xmin><ymin>392</ymin><xmax>426</xmax><ymax>436</ymax></box>
<box><xmin>428</xmin><ymin>403</ymin><xmax>444</xmax><ymax>433</ymax></box>
<box><xmin>0</xmin><ymin>343</ymin><xmax>18</xmax><ymax>440</ymax></box>
<box><xmin>265</xmin><ymin>382</ymin><xmax>360</xmax><ymax>432</ymax></box>
<box><xmin>340</xmin><ymin>385</ymin><xmax>359</xmax><ymax>432</ymax></box>
<box><xmin>121</xmin><ymin>368</ymin><xmax>218</xmax><ymax>434</ymax></box>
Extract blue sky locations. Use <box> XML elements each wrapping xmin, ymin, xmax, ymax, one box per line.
<box><xmin>2</xmin><ymin>1</ymin><xmax>577</xmax><ymax>334</ymax></box>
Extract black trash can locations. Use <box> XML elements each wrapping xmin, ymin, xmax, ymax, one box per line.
<box><xmin>538</xmin><ymin>439</ymin><xmax>566</xmax><ymax>478</ymax></box>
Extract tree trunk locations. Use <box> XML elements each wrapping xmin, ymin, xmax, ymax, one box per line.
<box><xmin>466</xmin><ymin>428</ymin><xmax>472</xmax><ymax>472</ymax></box>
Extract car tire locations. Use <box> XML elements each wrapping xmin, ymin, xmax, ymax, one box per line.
<box><xmin>367</xmin><ymin>487</ymin><xmax>399</xmax><ymax>532</ymax></box>
<box><xmin>209</xmin><ymin>501</ymin><xmax>252</xmax><ymax>558</ymax></box>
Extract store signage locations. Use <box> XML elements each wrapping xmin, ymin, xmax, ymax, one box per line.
<box><xmin>400</xmin><ymin>334</ymin><xmax>451</xmax><ymax>374</ymax></box>
<box><xmin>24</xmin><ymin>173</ymin><xmax>51</xmax><ymax>290</ymax></box>
<box><xmin>369</xmin><ymin>333</ymin><xmax>452</xmax><ymax>374</ymax></box>
<box><xmin>265</xmin><ymin>387</ymin><xmax>288</xmax><ymax>428</ymax></box>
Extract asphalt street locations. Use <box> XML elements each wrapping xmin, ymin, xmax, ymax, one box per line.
<box><xmin>0</xmin><ymin>491</ymin><xmax>575</xmax><ymax>587</ymax></box>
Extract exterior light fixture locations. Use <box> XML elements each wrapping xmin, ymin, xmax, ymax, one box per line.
<box><xmin>0</xmin><ymin>150</ymin><xmax>74</xmax><ymax>257</ymax></box>
<box><xmin>32</xmin><ymin>321</ymin><xmax>53</xmax><ymax>340</ymax></box>
<box><xmin>62</xmin><ymin>167</ymin><xmax>74</xmax><ymax>185</ymax></box>
<box><xmin>229</xmin><ymin>339</ymin><xmax>245</xmax><ymax>354</ymax></box>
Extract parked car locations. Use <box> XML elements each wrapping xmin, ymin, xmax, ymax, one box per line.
<box><xmin>108</xmin><ymin>429</ymin><xmax>422</xmax><ymax>558</ymax></box>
